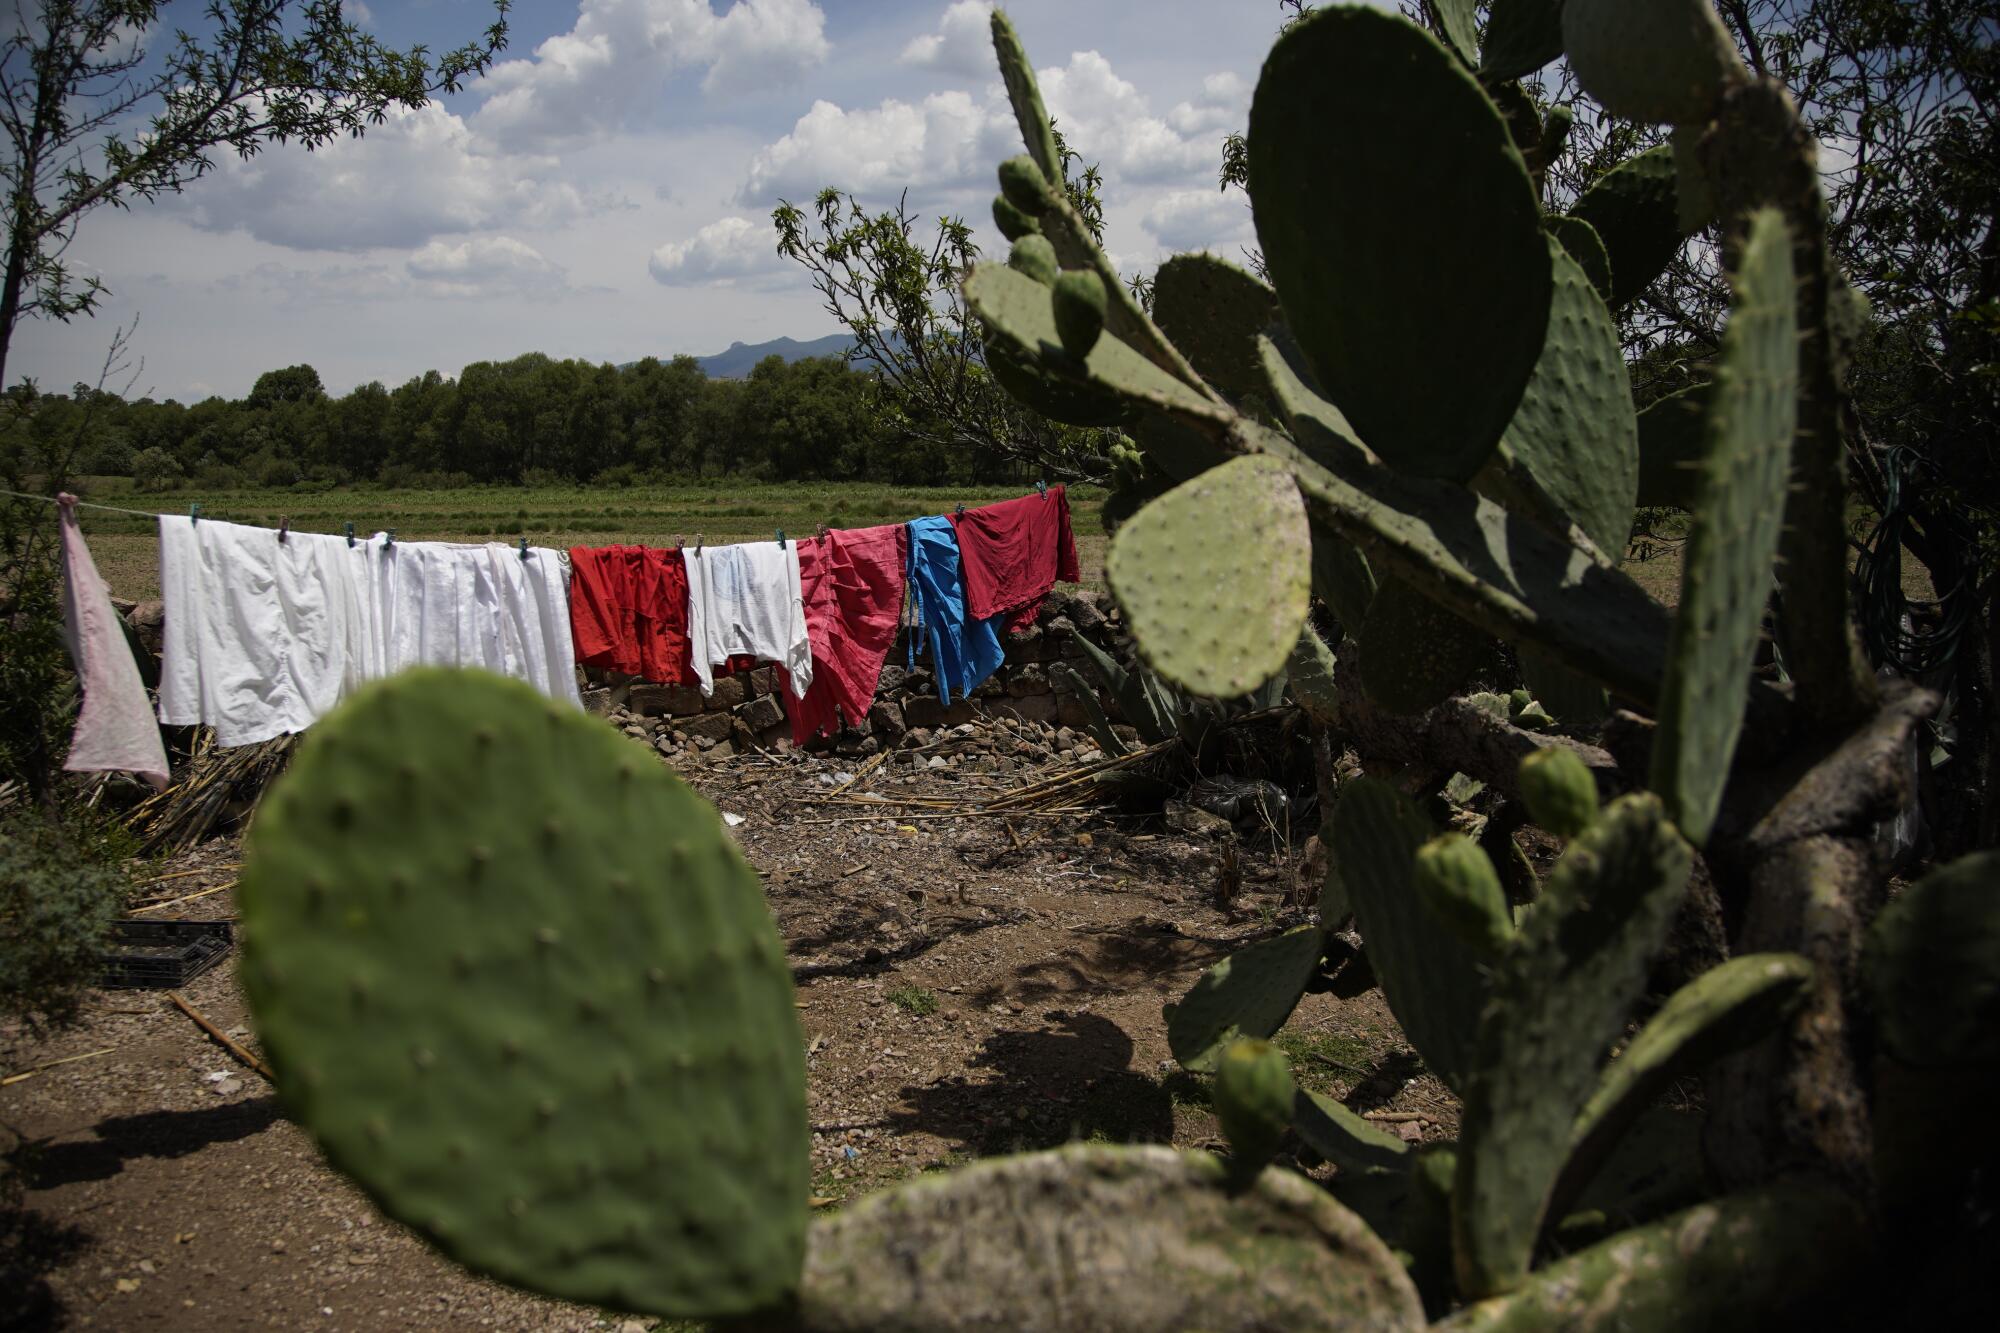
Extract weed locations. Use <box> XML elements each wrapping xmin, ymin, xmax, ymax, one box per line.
<box><xmin>886</xmin><ymin>983</ymin><xmax>940</xmax><ymax>1017</ymax></box>
<box><xmin>1272</xmin><ymin>1029</ymin><xmax>1374</xmax><ymax>1094</ymax></box>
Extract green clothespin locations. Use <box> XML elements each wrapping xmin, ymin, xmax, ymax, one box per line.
<box><xmin>189</xmin><ymin>502</ymin><xmax>202</xmax><ymax>526</ymax></box>
<box><xmin>518</xmin><ymin>536</ymin><xmax>530</xmax><ymax>560</ymax></box>
<box><xmin>776</xmin><ymin>529</ymin><xmax>786</xmax><ymax>548</ymax></box>
<box><xmin>345</xmin><ymin>522</ymin><xmax>356</xmax><ymax>548</ymax></box>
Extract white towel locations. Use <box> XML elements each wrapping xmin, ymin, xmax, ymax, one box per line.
<box><xmin>684</xmin><ymin>542</ymin><xmax>811</xmax><ymax>698</ymax></box>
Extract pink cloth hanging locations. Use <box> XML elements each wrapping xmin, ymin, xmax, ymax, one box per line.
<box><xmin>778</xmin><ymin>524</ymin><xmax>908</xmax><ymax>744</ymax></box>
<box><xmin>58</xmin><ymin>495</ymin><xmax>168</xmax><ymax>788</ymax></box>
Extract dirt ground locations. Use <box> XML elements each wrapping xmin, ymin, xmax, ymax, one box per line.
<box><xmin>2</xmin><ymin>743</ymin><xmax>1456</xmax><ymax>1331</ymax></box>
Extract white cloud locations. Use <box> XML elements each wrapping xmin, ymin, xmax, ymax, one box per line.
<box><xmin>174</xmin><ymin>103</ymin><xmax>582</xmax><ymax>253</ymax></box>
<box><xmin>1167</xmin><ymin>71</ymin><xmax>1248</xmax><ymax>138</ymax></box>
<box><xmin>1039</xmin><ymin>50</ymin><xmax>1209</xmax><ymax>183</ymax></box>
<box><xmin>346</xmin><ymin>0</ymin><xmax>375</xmax><ymax>24</ymax></box>
<box><xmin>648</xmin><ymin>215</ymin><xmax>791</xmax><ymax>286</ymax></box>
<box><xmin>899</xmin><ymin>1</ymin><xmax>994</xmax><ymax>78</ymax></box>
<box><xmin>740</xmin><ymin>91</ymin><xmax>1012</xmax><ymax>203</ymax></box>
<box><xmin>1141</xmin><ymin>188</ymin><xmax>1254</xmax><ymax>252</ymax></box>
<box><xmin>475</xmin><ymin>0</ymin><xmax>830</xmax><ymax>149</ymax></box>
<box><xmin>408</xmin><ymin>237</ymin><xmax>569</xmax><ymax>298</ymax></box>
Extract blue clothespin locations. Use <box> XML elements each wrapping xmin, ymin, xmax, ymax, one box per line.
<box><xmin>189</xmin><ymin>502</ymin><xmax>202</xmax><ymax>526</ymax></box>
<box><xmin>345</xmin><ymin>522</ymin><xmax>356</xmax><ymax>548</ymax></box>
<box><xmin>518</xmin><ymin>536</ymin><xmax>530</xmax><ymax>560</ymax></box>
<box><xmin>776</xmin><ymin>528</ymin><xmax>786</xmax><ymax>548</ymax></box>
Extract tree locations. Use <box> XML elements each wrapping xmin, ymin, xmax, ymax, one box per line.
<box><xmin>0</xmin><ymin>1</ymin><xmax>511</xmax><ymax>392</ymax></box>
<box><xmin>772</xmin><ymin>128</ymin><xmax>1121</xmax><ymax>483</ymax></box>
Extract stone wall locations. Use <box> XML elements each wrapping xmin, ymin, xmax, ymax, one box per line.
<box><xmin>581</xmin><ymin>586</ymin><xmax>1132</xmax><ymax>760</ymax></box>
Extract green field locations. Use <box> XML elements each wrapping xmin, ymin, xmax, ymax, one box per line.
<box><xmin>66</xmin><ymin>479</ymin><xmax>1111</xmax><ymax>603</ymax></box>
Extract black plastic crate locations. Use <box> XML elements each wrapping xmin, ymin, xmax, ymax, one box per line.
<box><xmin>98</xmin><ymin>919</ymin><xmax>233</xmax><ymax>989</ymax></box>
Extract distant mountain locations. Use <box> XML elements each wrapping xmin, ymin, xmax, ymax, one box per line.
<box><xmin>689</xmin><ymin>334</ymin><xmax>855</xmax><ymax>378</ymax></box>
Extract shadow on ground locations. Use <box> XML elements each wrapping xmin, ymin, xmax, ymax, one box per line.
<box><xmin>8</xmin><ymin>1095</ymin><xmax>282</xmax><ymax>1190</ymax></box>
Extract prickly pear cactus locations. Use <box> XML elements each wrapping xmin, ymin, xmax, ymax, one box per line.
<box><xmin>1562</xmin><ymin>0</ymin><xmax>1744</xmax><ymax>126</ymax></box>
<box><xmin>239</xmin><ymin>668</ymin><xmax>808</xmax><ymax>1318</ymax></box>
<box><xmin>1516</xmin><ymin>746</ymin><xmax>1600</xmax><ymax>838</ymax></box>
<box><xmin>1167</xmin><ymin>925</ymin><xmax>1324</xmax><ymax>1072</ymax></box>
<box><xmin>1411</xmin><ymin>834</ymin><xmax>1514</xmax><ymax>955</ymax></box>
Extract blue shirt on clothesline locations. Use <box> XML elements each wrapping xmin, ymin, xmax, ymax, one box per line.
<box><xmin>905</xmin><ymin>516</ymin><xmax>1004</xmax><ymax>705</ymax></box>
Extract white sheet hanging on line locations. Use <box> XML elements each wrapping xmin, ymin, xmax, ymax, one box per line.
<box><xmin>59</xmin><ymin>497</ymin><xmax>169</xmax><ymax>786</ymax></box>
<box><xmin>358</xmin><ymin>536</ymin><xmax>582</xmax><ymax>708</ymax></box>
<box><xmin>684</xmin><ymin>541</ymin><xmax>811</xmax><ymax>698</ymax></box>
<box><xmin>157</xmin><ymin>515</ymin><xmax>370</xmax><ymax>747</ymax></box>
<box><xmin>157</xmin><ymin>516</ymin><xmax>581</xmax><ymax>746</ymax></box>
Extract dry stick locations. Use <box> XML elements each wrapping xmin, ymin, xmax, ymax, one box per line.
<box><xmin>167</xmin><ymin>991</ymin><xmax>274</xmax><ymax>1081</ymax></box>
<box><xmin>827</xmin><ymin>748</ymin><xmax>891</xmax><ymax>797</ymax></box>
<box><xmin>794</xmin><ymin>807</ymin><xmax>1110</xmax><ymax>826</ymax></box>
<box><xmin>133</xmin><ymin>863</ymin><xmax>242</xmax><ymax>889</ymax></box>
<box><xmin>129</xmin><ymin>881</ymin><xmax>236</xmax><ymax>914</ymax></box>
<box><xmin>1</xmin><ymin>1046</ymin><xmax>119</xmax><ymax>1086</ymax></box>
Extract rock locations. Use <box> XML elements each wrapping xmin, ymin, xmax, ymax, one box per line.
<box><xmin>904</xmin><ymin>696</ymin><xmax>947</xmax><ymax>730</ymax></box>
<box><xmin>877</xmin><ymin>665</ymin><xmax>910</xmax><ymax>695</ymax></box>
<box><xmin>869</xmin><ymin>700</ymin><xmax>906</xmax><ymax>739</ymax></box>
<box><xmin>708</xmin><ymin>739</ymin><xmax>737</xmax><ymax>760</ymax></box>
<box><xmin>706</xmin><ymin>674</ymin><xmax>749</xmax><ymax>710</ymax></box>
<box><xmin>1005</xmin><ymin>665</ymin><xmax>1050</xmax><ymax>698</ymax></box>
<box><xmin>1055</xmin><ymin>727</ymin><xmax>1077</xmax><ymax>750</ymax></box>
<box><xmin>627</xmin><ymin>683</ymin><xmax>705</xmax><ymax>717</ymax></box>
<box><xmin>739</xmin><ymin>694</ymin><xmax>785</xmax><ymax>732</ymax></box>
<box><xmin>905</xmin><ymin>727</ymin><xmax>933</xmax><ymax>747</ymax></box>
<box><xmin>993</xmin><ymin>694</ymin><xmax>1059</xmax><ymax>726</ymax></box>
<box><xmin>1165</xmin><ymin>801</ymin><xmax>1235</xmax><ymax>840</ymax></box>
<box><xmin>928</xmin><ymin>757</ymin><xmax>951</xmax><ymax>771</ymax></box>
<box><xmin>681</xmin><ymin>712</ymin><xmax>735</xmax><ymax>744</ymax></box>
<box><xmin>758</xmin><ymin>723</ymin><xmax>793</xmax><ymax>752</ymax></box>
<box><xmin>580</xmin><ymin>688</ymin><xmax>613</xmax><ymax>716</ymax></box>
<box><xmin>749</xmin><ymin>665</ymin><xmax>779</xmax><ymax>697</ymax></box>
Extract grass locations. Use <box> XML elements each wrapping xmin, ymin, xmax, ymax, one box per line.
<box><xmin>885</xmin><ymin>983</ymin><xmax>940</xmax><ymax>1017</ymax></box>
<box><xmin>1272</xmin><ymin>1028</ymin><xmax>1374</xmax><ymax>1095</ymax></box>
<box><xmin>60</xmin><ymin>477</ymin><xmax>1111</xmax><ymax>602</ymax></box>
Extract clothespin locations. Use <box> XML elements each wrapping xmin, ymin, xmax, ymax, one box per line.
<box><xmin>695</xmin><ymin>534</ymin><xmax>704</xmax><ymax>554</ymax></box>
<box><xmin>817</xmin><ymin>523</ymin><xmax>830</xmax><ymax>540</ymax></box>
<box><xmin>955</xmin><ymin>502</ymin><xmax>966</xmax><ymax>517</ymax></box>
<box><xmin>189</xmin><ymin>502</ymin><xmax>202</xmax><ymax>526</ymax></box>
<box><xmin>278</xmin><ymin>515</ymin><xmax>289</xmax><ymax>544</ymax></box>
<box><xmin>1036</xmin><ymin>478</ymin><xmax>1048</xmax><ymax>500</ymax></box>
<box><xmin>345</xmin><ymin>522</ymin><xmax>356</xmax><ymax>548</ymax></box>
<box><xmin>384</xmin><ymin>529</ymin><xmax>396</xmax><ymax>550</ymax></box>
<box><xmin>674</xmin><ymin>533</ymin><xmax>684</xmax><ymax>550</ymax></box>
<box><xmin>518</xmin><ymin>536</ymin><xmax>530</xmax><ymax>560</ymax></box>
<box><xmin>776</xmin><ymin>528</ymin><xmax>787</xmax><ymax>549</ymax></box>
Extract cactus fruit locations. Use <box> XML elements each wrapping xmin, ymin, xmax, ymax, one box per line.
<box><xmin>997</xmin><ymin>153</ymin><xmax>1053</xmax><ymax>217</ymax></box>
<box><xmin>1479</xmin><ymin>0</ymin><xmax>1566</xmax><ymax>83</ymax></box>
<box><xmin>1549</xmin><ymin>954</ymin><xmax>1813</xmax><ymax>1228</ymax></box>
<box><xmin>1149</xmin><ymin>254</ymin><xmax>1280</xmax><ymax>404</ymax></box>
<box><xmin>1248</xmin><ymin>6</ymin><xmax>1551</xmax><ymax>484</ymax></box>
<box><xmin>1412</xmin><ymin>835</ymin><xmax>1514</xmax><ymax>955</ymax></box>
<box><xmin>1452</xmin><ymin>794</ymin><xmax>1693</xmax><ymax>1298</ymax></box>
<box><xmin>992</xmin><ymin>193</ymin><xmax>1040</xmax><ymax>241</ymax></box>
<box><xmin>1105</xmin><ymin>454</ymin><xmax>1312</xmax><ymax>698</ymax></box>
<box><xmin>1516</xmin><ymin>746</ymin><xmax>1600</xmax><ymax>837</ymax></box>
<box><xmin>1330</xmin><ymin>779</ymin><xmax>1489</xmax><ymax>1092</ymax></box>
<box><xmin>1052</xmin><ymin>270</ymin><xmax>1108</xmax><ymax>359</ymax></box>
<box><xmin>1007</xmin><ymin>234</ymin><xmax>1058</xmax><ymax>286</ymax></box>
<box><xmin>1861</xmin><ymin>849</ymin><xmax>2000</xmax><ymax>1068</ymax></box>
<box><xmin>1439</xmin><ymin>1184</ymin><xmax>1868</xmax><ymax>1331</ymax></box>
<box><xmin>1215</xmin><ymin>1038</ymin><xmax>1299</xmax><ymax>1171</ymax></box>
<box><xmin>798</xmin><ymin>1144</ymin><xmax>1427</xmax><ymax>1333</ymax></box>
<box><xmin>238</xmin><ymin>668</ymin><xmax>807</xmax><ymax>1317</ymax></box>
<box><xmin>1166</xmin><ymin>925</ymin><xmax>1325</xmax><ymax>1072</ymax></box>
<box><xmin>1650</xmin><ymin>208</ymin><xmax>1798</xmax><ymax>844</ymax></box>
<box><xmin>1569</xmin><ymin>144</ymin><xmax>1689</xmax><ymax>311</ymax></box>
<box><xmin>1562</xmin><ymin>0</ymin><xmax>1745</xmax><ymax>126</ymax></box>
<box><xmin>1537</xmin><ymin>103</ymin><xmax>1574</xmax><ymax>170</ymax></box>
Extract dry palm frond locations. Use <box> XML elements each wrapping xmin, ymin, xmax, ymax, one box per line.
<box><xmin>126</xmin><ymin>731</ymin><xmax>297</xmax><ymax>854</ymax></box>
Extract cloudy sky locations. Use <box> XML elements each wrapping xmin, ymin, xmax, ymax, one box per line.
<box><xmin>10</xmin><ymin>0</ymin><xmax>1323</xmax><ymax>402</ymax></box>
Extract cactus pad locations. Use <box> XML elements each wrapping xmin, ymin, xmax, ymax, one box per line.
<box><xmin>1550</xmin><ymin>953</ymin><xmax>1812</xmax><ymax>1227</ymax></box>
<box><xmin>1166</xmin><ymin>925</ymin><xmax>1324</xmax><ymax>1072</ymax></box>
<box><xmin>1569</xmin><ymin>144</ymin><xmax>1687</xmax><ymax>310</ymax></box>
<box><xmin>1452</xmin><ymin>794</ymin><xmax>1693</xmax><ymax>1298</ymax></box>
<box><xmin>990</xmin><ymin>12</ymin><xmax>1063</xmax><ymax>193</ymax></box>
<box><xmin>1479</xmin><ymin>0</ymin><xmax>1566</xmax><ymax>83</ymax></box>
<box><xmin>1287</xmin><ymin>626</ymin><xmax>1340</xmax><ymax>725</ymax></box>
<box><xmin>1150</xmin><ymin>254</ymin><xmax>1279</xmax><ymax>404</ymax></box>
<box><xmin>1215</xmin><ymin>1038</ymin><xmax>1298</xmax><ymax>1170</ymax></box>
<box><xmin>1294</xmin><ymin>1089</ymin><xmax>1413</xmax><ymax>1175</ymax></box>
<box><xmin>1008</xmin><ymin>235</ymin><xmax>1058</xmax><ymax>286</ymax></box>
<box><xmin>1543</xmin><ymin>215</ymin><xmax>1615</xmax><ymax>312</ymax></box>
<box><xmin>1249</xmin><ymin>5</ymin><xmax>1551</xmax><ymax>483</ymax></box>
<box><xmin>1862</xmin><ymin>849</ymin><xmax>2000</xmax><ymax>1067</ymax></box>
<box><xmin>1563</xmin><ymin>0</ymin><xmax>1743</xmax><ymax>126</ymax></box>
<box><xmin>798</xmin><ymin>1144</ymin><xmax>1426</xmax><ymax>1332</ymax></box>
<box><xmin>1106</xmin><ymin>454</ymin><xmax>1311</xmax><ymax>698</ymax></box>
<box><xmin>1053</xmin><ymin>269</ymin><xmax>1108</xmax><ymax>358</ymax></box>
<box><xmin>1425</xmin><ymin>0</ymin><xmax>1479</xmax><ymax>64</ymax></box>
<box><xmin>239</xmin><ymin>668</ymin><xmax>807</xmax><ymax>1317</ymax></box>
<box><xmin>967</xmin><ymin>263</ymin><xmax>1224</xmax><ymax>428</ymax></box>
<box><xmin>1329</xmin><ymin>779</ymin><xmax>1487</xmax><ymax>1092</ymax></box>
<box><xmin>985</xmin><ymin>340</ymin><xmax>1133</xmax><ymax>428</ymax></box>
<box><xmin>1650</xmin><ymin>208</ymin><xmax>1797</xmax><ymax>843</ymax></box>
<box><xmin>1357</xmin><ymin>579</ymin><xmax>1494</xmax><ymax>715</ymax></box>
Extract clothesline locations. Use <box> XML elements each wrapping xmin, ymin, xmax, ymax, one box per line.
<box><xmin>0</xmin><ymin>486</ymin><xmax>174</xmax><ymax>520</ymax></box>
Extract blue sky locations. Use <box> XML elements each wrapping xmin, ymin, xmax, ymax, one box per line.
<box><xmin>12</xmin><ymin>1</ymin><xmax>1311</xmax><ymax>402</ymax></box>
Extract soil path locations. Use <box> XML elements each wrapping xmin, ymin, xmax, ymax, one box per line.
<box><xmin>3</xmin><ymin>753</ymin><xmax>1453</xmax><ymax>1330</ymax></box>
